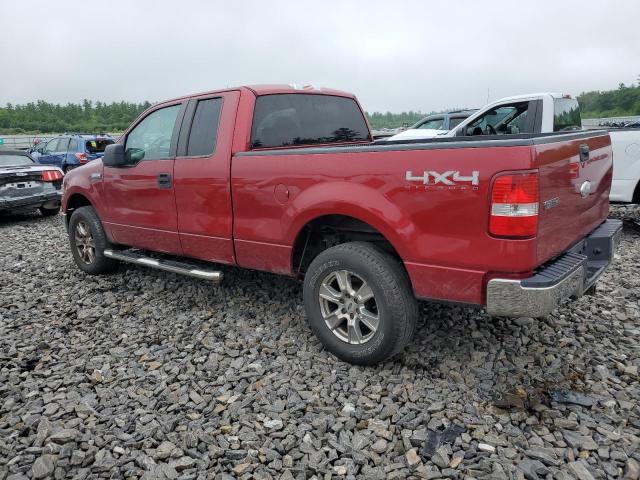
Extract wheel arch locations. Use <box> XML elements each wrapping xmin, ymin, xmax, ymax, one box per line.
<box><xmin>285</xmin><ymin>182</ymin><xmax>415</xmax><ymax>275</ymax></box>
<box><xmin>64</xmin><ymin>193</ymin><xmax>93</xmax><ymax>228</ymax></box>
<box><xmin>633</xmin><ymin>178</ymin><xmax>640</xmax><ymax>204</ymax></box>
<box><xmin>290</xmin><ymin>212</ymin><xmax>409</xmax><ymax>280</ymax></box>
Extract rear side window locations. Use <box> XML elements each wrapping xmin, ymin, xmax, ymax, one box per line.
<box><xmin>251</xmin><ymin>94</ymin><xmax>369</xmax><ymax>148</ymax></box>
<box><xmin>85</xmin><ymin>138</ymin><xmax>114</xmax><ymax>154</ymax></box>
<box><xmin>553</xmin><ymin>98</ymin><xmax>581</xmax><ymax>131</ymax></box>
<box><xmin>68</xmin><ymin>139</ymin><xmax>79</xmax><ymax>152</ymax></box>
<box><xmin>187</xmin><ymin>98</ymin><xmax>223</xmax><ymax>156</ymax></box>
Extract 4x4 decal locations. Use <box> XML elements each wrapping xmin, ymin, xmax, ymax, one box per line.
<box><xmin>405</xmin><ymin>170</ymin><xmax>480</xmax><ymax>190</ymax></box>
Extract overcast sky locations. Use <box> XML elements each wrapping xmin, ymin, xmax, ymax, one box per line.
<box><xmin>1</xmin><ymin>1</ymin><xmax>639</xmax><ymax>113</ymax></box>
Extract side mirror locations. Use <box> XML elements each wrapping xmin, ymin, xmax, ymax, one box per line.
<box><xmin>103</xmin><ymin>143</ymin><xmax>127</xmax><ymax>167</ymax></box>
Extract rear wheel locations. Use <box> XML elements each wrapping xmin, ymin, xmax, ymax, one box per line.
<box><xmin>39</xmin><ymin>205</ymin><xmax>60</xmax><ymax>217</ymax></box>
<box><xmin>303</xmin><ymin>242</ymin><xmax>418</xmax><ymax>365</ymax></box>
<box><xmin>68</xmin><ymin>206</ymin><xmax>118</xmax><ymax>275</ymax></box>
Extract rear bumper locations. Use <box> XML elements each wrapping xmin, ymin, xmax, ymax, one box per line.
<box><xmin>0</xmin><ymin>192</ymin><xmax>62</xmax><ymax>211</ymax></box>
<box><xmin>486</xmin><ymin>219</ymin><xmax>623</xmax><ymax>317</ymax></box>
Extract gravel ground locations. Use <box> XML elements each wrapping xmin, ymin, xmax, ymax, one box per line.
<box><xmin>0</xmin><ymin>206</ymin><xmax>638</xmax><ymax>480</ymax></box>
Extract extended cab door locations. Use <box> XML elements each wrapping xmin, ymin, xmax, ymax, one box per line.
<box><xmin>102</xmin><ymin>101</ymin><xmax>186</xmax><ymax>254</ymax></box>
<box><xmin>172</xmin><ymin>91</ymin><xmax>240</xmax><ymax>264</ymax></box>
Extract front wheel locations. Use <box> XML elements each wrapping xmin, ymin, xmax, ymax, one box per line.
<box><xmin>68</xmin><ymin>206</ymin><xmax>118</xmax><ymax>275</ymax></box>
<box><xmin>303</xmin><ymin>242</ymin><xmax>418</xmax><ymax>365</ymax></box>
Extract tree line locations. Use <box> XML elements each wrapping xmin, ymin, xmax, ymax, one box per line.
<box><xmin>0</xmin><ymin>100</ymin><xmax>151</xmax><ymax>134</ymax></box>
<box><xmin>578</xmin><ymin>82</ymin><xmax>640</xmax><ymax>118</ymax></box>
<box><xmin>1</xmin><ymin>82</ymin><xmax>639</xmax><ymax>134</ymax></box>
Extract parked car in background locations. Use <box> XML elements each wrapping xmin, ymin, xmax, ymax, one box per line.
<box><xmin>0</xmin><ymin>150</ymin><xmax>63</xmax><ymax>216</ymax></box>
<box><xmin>608</xmin><ymin>126</ymin><xmax>640</xmax><ymax>204</ymax></box>
<box><xmin>384</xmin><ymin>109</ymin><xmax>477</xmax><ymax>141</ymax></box>
<box><xmin>385</xmin><ymin>93</ymin><xmax>582</xmax><ymax>143</ymax></box>
<box><xmin>449</xmin><ymin>93</ymin><xmax>583</xmax><ymax>137</ymax></box>
<box><xmin>35</xmin><ymin>133</ymin><xmax>114</xmax><ymax>172</ymax></box>
<box><xmin>62</xmin><ymin>84</ymin><xmax>620</xmax><ymax>365</ymax></box>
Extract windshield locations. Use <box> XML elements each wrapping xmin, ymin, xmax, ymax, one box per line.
<box><xmin>416</xmin><ymin>118</ymin><xmax>445</xmax><ymax>130</ymax></box>
<box><xmin>0</xmin><ymin>154</ymin><xmax>34</xmax><ymax>167</ymax></box>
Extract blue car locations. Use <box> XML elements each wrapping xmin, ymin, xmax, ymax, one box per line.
<box><xmin>34</xmin><ymin>133</ymin><xmax>115</xmax><ymax>172</ymax></box>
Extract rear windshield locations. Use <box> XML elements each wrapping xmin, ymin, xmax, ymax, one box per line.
<box><xmin>0</xmin><ymin>154</ymin><xmax>34</xmax><ymax>167</ymax></box>
<box><xmin>553</xmin><ymin>98</ymin><xmax>582</xmax><ymax>131</ymax></box>
<box><xmin>251</xmin><ymin>94</ymin><xmax>369</xmax><ymax>148</ymax></box>
<box><xmin>85</xmin><ymin>138</ymin><xmax>114</xmax><ymax>154</ymax></box>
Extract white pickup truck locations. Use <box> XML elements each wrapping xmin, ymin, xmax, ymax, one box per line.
<box><xmin>608</xmin><ymin>128</ymin><xmax>640</xmax><ymax>204</ymax></box>
<box><xmin>386</xmin><ymin>92</ymin><xmax>640</xmax><ymax>204</ymax></box>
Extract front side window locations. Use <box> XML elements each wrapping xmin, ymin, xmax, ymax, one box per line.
<box><xmin>57</xmin><ymin>138</ymin><xmax>70</xmax><ymax>152</ymax></box>
<box><xmin>417</xmin><ymin>118</ymin><xmax>445</xmax><ymax>130</ymax></box>
<box><xmin>125</xmin><ymin>104</ymin><xmax>181</xmax><ymax>162</ymax></box>
<box><xmin>553</xmin><ymin>98</ymin><xmax>581</xmax><ymax>131</ymax></box>
<box><xmin>465</xmin><ymin>102</ymin><xmax>529</xmax><ymax>135</ymax></box>
<box><xmin>251</xmin><ymin>94</ymin><xmax>369</xmax><ymax>148</ymax></box>
<box><xmin>44</xmin><ymin>139</ymin><xmax>59</xmax><ymax>153</ymax></box>
<box><xmin>187</xmin><ymin>98</ymin><xmax>223</xmax><ymax>156</ymax></box>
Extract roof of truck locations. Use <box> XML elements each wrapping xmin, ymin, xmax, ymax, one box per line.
<box><xmin>245</xmin><ymin>84</ymin><xmax>356</xmax><ymax>97</ymax></box>
<box><xmin>492</xmin><ymin>92</ymin><xmax>569</xmax><ymax>103</ymax></box>
<box><xmin>157</xmin><ymin>84</ymin><xmax>357</xmax><ymax>106</ymax></box>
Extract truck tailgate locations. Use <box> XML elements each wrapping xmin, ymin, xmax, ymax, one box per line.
<box><xmin>534</xmin><ymin>132</ymin><xmax>612</xmax><ymax>264</ymax></box>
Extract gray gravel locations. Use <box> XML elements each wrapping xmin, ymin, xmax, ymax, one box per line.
<box><xmin>1</xmin><ymin>206</ymin><xmax>639</xmax><ymax>479</ymax></box>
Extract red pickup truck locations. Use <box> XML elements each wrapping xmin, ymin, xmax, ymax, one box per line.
<box><xmin>62</xmin><ymin>85</ymin><xmax>622</xmax><ymax>364</ymax></box>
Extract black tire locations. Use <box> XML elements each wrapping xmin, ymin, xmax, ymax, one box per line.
<box><xmin>68</xmin><ymin>206</ymin><xmax>118</xmax><ymax>275</ymax></box>
<box><xmin>303</xmin><ymin>242</ymin><xmax>418</xmax><ymax>365</ymax></box>
<box><xmin>39</xmin><ymin>205</ymin><xmax>60</xmax><ymax>217</ymax></box>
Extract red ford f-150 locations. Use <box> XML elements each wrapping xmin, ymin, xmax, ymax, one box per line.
<box><xmin>62</xmin><ymin>85</ymin><xmax>622</xmax><ymax>364</ymax></box>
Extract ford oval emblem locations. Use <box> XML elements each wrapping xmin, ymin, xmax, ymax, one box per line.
<box><xmin>580</xmin><ymin>181</ymin><xmax>591</xmax><ymax>198</ymax></box>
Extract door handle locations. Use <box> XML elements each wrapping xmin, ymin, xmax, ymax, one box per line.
<box><xmin>157</xmin><ymin>173</ymin><xmax>172</xmax><ymax>188</ymax></box>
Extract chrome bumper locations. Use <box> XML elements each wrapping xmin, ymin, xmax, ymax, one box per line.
<box><xmin>486</xmin><ymin>219</ymin><xmax>623</xmax><ymax>317</ymax></box>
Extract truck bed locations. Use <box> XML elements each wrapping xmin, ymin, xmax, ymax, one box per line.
<box><xmin>233</xmin><ymin>130</ymin><xmax>613</xmax><ymax>304</ymax></box>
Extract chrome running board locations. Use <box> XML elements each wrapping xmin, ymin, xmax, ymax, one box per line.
<box><xmin>104</xmin><ymin>249</ymin><xmax>223</xmax><ymax>283</ymax></box>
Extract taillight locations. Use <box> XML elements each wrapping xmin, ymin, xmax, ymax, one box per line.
<box><xmin>75</xmin><ymin>152</ymin><xmax>88</xmax><ymax>164</ymax></box>
<box><xmin>489</xmin><ymin>172</ymin><xmax>539</xmax><ymax>238</ymax></box>
<box><xmin>42</xmin><ymin>170</ymin><xmax>63</xmax><ymax>182</ymax></box>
